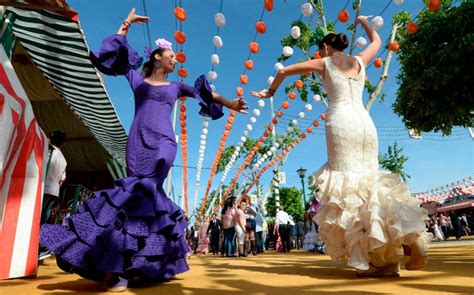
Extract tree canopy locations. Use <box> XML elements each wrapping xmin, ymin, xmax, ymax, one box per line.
<box><xmin>265</xmin><ymin>186</ymin><xmax>304</xmax><ymax>222</ymax></box>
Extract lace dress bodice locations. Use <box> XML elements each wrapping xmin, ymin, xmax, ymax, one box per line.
<box><xmin>322</xmin><ymin>56</ymin><xmax>378</xmax><ymax>174</ymax></box>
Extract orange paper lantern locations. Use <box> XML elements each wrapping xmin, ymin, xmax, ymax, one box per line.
<box><xmin>256</xmin><ymin>21</ymin><xmax>266</xmax><ymax>34</ymax></box>
<box><xmin>272</xmin><ymin>118</ymin><xmax>278</xmax><ymax>125</ymax></box>
<box><xmin>282</xmin><ymin>101</ymin><xmax>289</xmax><ymax>109</ymax></box>
<box><xmin>174</xmin><ymin>7</ymin><xmax>187</xmax><ymax>21</ymax></box>
<box><xmin>240</xmin><ymin>74</ymin><xmax>249</xmax><ymax>85</ymax></box>
<box><xmin>178</xmin><ymin>68</ymin><xmax>188</xmax><ymax>78</ymax></box>
<box><xmin>264</xmin><ymin>0</ymin><xmax>274</xmax><ymax>11</ymax></box>
<box><xmin>225</xmin><ymin>124</ymin><xmax>232</xmax><ymax>130</ymax></box>
<box><xmin>320</xmin><ymin>113</ymin><xmax>326</xmax><ymax>120</ymax></box>
<box><xmin>230</xmin><ymin>110</ymin><xmax>237</xmax><ymax>116</ymax></box>
<box><xmin>224</xmin><ymin>130</ymin><xmax>230</xmax><ymax>137</ymax></box>
<box><xmin>228</xmin><ymin>116</ymin><xmax>235</xmax><ymax>124</ymax></box>
<box><xmin>264</xmin><ymin>131</ymin><xmax>269</xmax><ymax>138</ymax></box>
<box><xmin>307</xmin><ymin>127</ymin><xmax>313</xmax><ymax>133</ymax></box>
<box><xmin>277</xmin><ymin>111</ymin><xmax>283</xmax><ymax>117</ymax></box>
<box><xmin>180</xmin><ymin>113</ymin><xmax>187</xmax><ymax>120</ymax></box>
<box><xmin>407</xmin><ymin>22</ymin><xmax>418</xmax><ymax>34</ymax></box>
<box><xmin>267</xmin><ymin>125</ymin><xmax>273</xmax><ymax>132</ymax></box>
<box><xmin>313</xmin><ymin>120</ymin><xmax>319</xmax><ymax>127</ymax></box>
<box><xmin>338</xmin><ymin>9</ymin><xmax>350</xmax><ymax>23</ymax></box>
<box><xmin>180</xmin><ymin>121</ymin><xmax>186</xmax><ymax>128</ymax></box>
<box><xmin>288</xmin><ymin>91</ymin><xmax>297</xmax><ymax>100</ymax></box>
<box><xmin>174</xmin><ymin>31</ymin><xmax>186</xmax><ymax>44</ymax></box>
<box><xmin>428</xmin><ymin>0</ymin><xmax>441</xmax><ymax>11</ymax></box>
<box><xmin>179</xmin><ymin>96</ymin><xmax>187</xmax><ymax>102</ymax></box>
<box><xmin>244</xmin><ymin>60</ymin><xmax>254</xmax><ymax>70</ymax></box>
<box><xmin>259</xmin><ymin>137</ymin><xmax>265</xmax><ymax>143</ymax></box>
<box><xmin>236</xmin><ymin>87</ymin><xmax>244</xmax><ymax>97</ymax></box>
<box><xmin>389</xmin><ymin>41</ymin><xmax>399</xmax><ymax>52</ymax></box>
<box><xmin>180</xmin><ymin>104</ymin><xmax>187</xmax><ymax>112</ymax></box>
<box><xmin>256</xmin><ymin>142</ymin><xmax>262</xmax><ymax>148</ymax></box>
<box><xmin>296</xmin><ymin>138</ymin><xmax>301</xmax><ymax>144</ymax></box>
<box><xmin>249</xmin><ymin>42</ymin><xmax>260</xmax><ymax>54</ymax></box>
<box><xmin>295</xmin><ymin>80</ymin><xmax>303</xmax><ymax>89</ymax></box>
<box><xmin>181</xmin><ymin>128</ymin><xmax>187</xmax><ymax>135</ymax></box>
<box><xmin>374</xmin><ymin>58</ymin><xmax>383</xmax><ymax>68</ymax></box>
<box><xmin>313</xmin><ymin>51</ymin><xmax>321</xmax><ymax>59</ymax></box>
<box><xmin>290</xmin><ymin>142</ymin><xmax>296</xmax><ymax>148</ymax></box>
<box><xmin>176</xmin><ymin>51</ymin><xmax>187</xmax><ymax>63</ymax></box>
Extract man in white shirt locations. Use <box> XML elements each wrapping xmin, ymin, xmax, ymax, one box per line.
<box><xmin>39</xmin><ymin>130</ymin><xmax>67</xmax><ymax>260</ymax></box>
<box><xmin>275</xmin><ymin>207</ymin><xmax>291</xmax><ymax>252</ymax></box>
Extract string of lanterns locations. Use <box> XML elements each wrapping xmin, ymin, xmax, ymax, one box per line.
<box><xmin>415</xmin><ymin>176</ymin><xmax>474</xmax><ymax>204</ymax></box>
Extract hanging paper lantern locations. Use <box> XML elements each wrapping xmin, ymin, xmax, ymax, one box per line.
<box><xmin>312</xmin><ymin>120</ymin><xmax>319</xmax><ymax>127</ymax></box>
<box><xmin>245</xmin><ymin>60</ymin><xmax>254</xmax><ymax>70</ymax></box>
<box><xmin>282</xmin><ymin>46</ymin><xmax>294</xmax><ymax>57</ymax></box>
<box><xmin>374</xmin><ymin>58</ymin><xmax>383</xmax><ymax>68</ymax></box>
<box><xmin>282</xmin><ymin>101</ymin><xmax>289</xmax><ymax>109</ymax></box>
<box><xmin>313</xmin><ymin>94</ymin><xmax>321</xmax><ymax>102</ymax></box>
<box><xmin>301</xmin><ymin>133</ymin><xmax>307</xmax><ymax>139</ymax></box>
<box><xmin>287</xmin><ymin>127</ymin><xmax>293</xmax><ymax>133</ymax></box>
<box><xmin>174</xmin><ymin>7</ymin><xmax>187</xmax><ymax>21</ymax></box>
<box><xmin>296</xmin><ymin>138</ymin><xmax>301</xmax><ymax>144</ymax></box>
<box><xmin>320</xmin><ymin>113</ymin><xmax>326</xmax><ymax>120</ymax></box>
<box><xmin>178</xmin><ymin>68</ymin><xmax>188</xmax><ymax>78</ymax></box>
<box><xmin>428</xmin><ymin>0</ymin><xmax>441</xmax><ymax>11</ymax></box>
<box><xmin>394</xmin><ymin>0</ymin><xmax>404</xmax><ymax>5</ymax></box>
<box><xmin>211</xmin><ymin>54</ymin><xmax>220</xmax><ymax>65</ymax></box>
<box><xmin>236</xmin><ymin>87</ymin><xmax>244</xmax><ymax>97</ymax></box>
<box><xmin>307</xmin><ymin>127</ymin><xmax>313</xmax><ymax>133</ymax></box>
<box><xmin>249</xmin><ymin>117</ymin><xmax>257</xmax><ymax>124</ymax></box>
<box><xmin>407</xmin><ymin>21</ymin><xmax>418</xmax><ymax>34</ymax></box>
<box><xmin>258</xmin><ymin>100</ymin><xmax>265</xmax><ymax>108</ymax></box>
<box><xmin>272</xmin><ymin>118</ymin><xmax>278</xmax><ymax>124</ymax></box>
<box><xmin>174</xmin><ymin>31</ymin><xmax>186</xmax><ymax>44</ymax></box>
<box><xmin>389</xmin><ymin>41</ymin><xmax>399</xmax><ymax>52</ymax></box>
<box><xmin>227</xmin><ymin>116</ymin><xmax>235</xmax><ymax>124</ymax></box>
<box><xmin>176</xmin><ymin>51</ymin><xmax>186</xmax><ymax>63</ymax></box>
<box><xmin>267</xmin><ymin>76</ymin><xmax>275</xmax><ymax>86</ymax></box>
<box><xmin>291</xmin><ymin>26</ymin><xmax>301</xmax><ymax>39</ymax></box>
<box><xmin>338</xmin><ymin>10</ymin><xmax>350</xmax><ymax>23</ymax></box>
<box><xmin>356</xmin><ymin>37</ymin><xmax>367</xmax><ymax>48</ymax></box>
<box><xmin>256</xmin><ymin>21</ymin><xmax>267</xmax><ymax>34</ymax></box>
<box><xmin>295</xmin><ymin>80</ymin><xmax>303</xmax><ymax>89</ymax></box>
<box><xmin>179</xmin><ymin>96</ymin><xmax>187</xmax><ymax>102</ymax></box>
<box><xmin>372</xmin><ymin>16</ymin><xmax>384</xmax><ymax>30</ymax></box>
<box><xmin>264</xmin><ymin>0</ymin><xmax>274</xmax><ymax>12</ymax></box>
<box><xmin>249</xmin><ymin>42</ymin><xmax>260</xmax><ymax>53</ymax></box>
<box><xmin>253</xmin><ymin>109</ymin><xmax>261</xmax><ymax>117</ymax></box>
<box><xmin>298</xmin><ymin>112</ymin><xmax>305</xmax><ymax>119</ymax></box>
<box><xmin>305</xmin><ymin>104</ymin><xmax>313</xmax><ymax>111</ymax></box>
<box><xmin>274</xmin><ymin>62</ymin><xmax>284</xmax><ymax>71</ymax></box>
<box><xmin>277</xmin><ymin>110</ymin><xmax>283</xmax><ymax>117</ymax></box>
<box><xmin>213</xmin><ymin>36</ymin><xmax>223</xmax><ymax>48</ymax></box>
<box><xmin>288</xmin><ymin>91</ymin><xmax>297</xmax><ymax>100</ymax></box>
<box><xmin>180</xmin><ymin>121</ymin><xmax>187</xmax><ymax>128</ymax></box>
<box><xmin>268</xmin><ymin>125</ymin><xmax>274</xmax><ymax>132</ymax></box>
<box><xmin>291</xmin><ymin>119</ymin><xmax>298</xmax><ymax>126</ymax></box>
<box><xmin>215</xmin><ymin>12</ymin><xmax>226</xmax><ymax>28</ymax></box>
<box><xmin>180</xmin><ymin>104</ymin><xmax>187</xmax><ymax>112</ymax></box>
<box><xmin>301</xmin><ymin>3</ymin><xmax>313</xmax><ymax>16</ymax></box>
<box><xmin>225</xmin><ymin>124</ymin><xmax>232</xmax><ymax>130</ymax></box>
<box><xmin>313</xmin><ymin>51</ymin><xmax>321</xmax><ymax>59</ymax></box>
<box><xmin>240</xmin><ymin>74</ymin><xmax>248</xmax><ymax>85</ymax></box>
<box><xmin>208</xmin><ymin>71</ymin><xmax>218</xmax><ymax>82</ymax></box>
<box><xmin>246</xmin><ymin>124</ymin><xmax>253</xmax><ymax>131</ymax></box>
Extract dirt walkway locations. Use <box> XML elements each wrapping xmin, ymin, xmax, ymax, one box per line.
<box><xmin>1</xmin><ymin>246</ymin><xmax>473</xmax><ymax>294</ymax></box>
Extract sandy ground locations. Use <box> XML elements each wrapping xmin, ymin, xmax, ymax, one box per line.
<box><xmin>1</xmin><ymin>240</ymin><xmax>473</xmax><ymax>294</ymax></box>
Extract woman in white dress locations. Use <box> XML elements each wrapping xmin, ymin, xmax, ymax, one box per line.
<box><xmin>252</xmin><ymin>16</ymin><xmax>431</xmax><ymax>276</ymax></box>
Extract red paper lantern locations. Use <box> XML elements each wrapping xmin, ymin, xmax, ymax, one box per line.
<box><xmin>313</xmin><ymin>51</ymin><xmax>321</xmax><ymax>59</ymax></box>
<box><xmin>313</xmin><ymin>120</ymin><xmax>319</xmax><ymax>127</ymax></box>
<box><xmin>320</xmin><ymin>113</ymin><xmax>326</xmax><ymax>120</ymax></box>
<box><xmin>338</xmin><ymin>9</ymin><xmax>350</xmax><ymax>23</ymax></box>
<box><xmin>174</xmin><ymin>31</ymin><xmax>186</xmax><ymax>44</ymax></box>
<box><xmin>306</xmin><ymin>127</ymin><xmax>313</xmax><ymax>134</ymax></box>
<box><xmin>428</xmin><ymin>0</ymin><xmax>441</xmax><ymax>11</ymax></box>
<box><xmin>288</xmin><ymin>91</ymin><xmax>297</xmax><ymax>100</ymax></box>
<box><xmin>240</xmin><ymin>74</ymin><xmax>249</xmax><ymax>85</ymax></box>
<box><xmin>374</xmin><ymin>58</ymin><xmax>383</xmax><ymax>68</ymax></box>
<box><xmin>256</xmin><ymin>21</ymin><xmax>267</xmax><ymax>34</ymax></box>
<box><xmin>179</xmin><ymin>96</ymin><xmax>187</xmax><ymax>102</ymax></box>
<box><xmin>264</xmin><ymin>0</ymin><xmax>274</xmax><ymax>12</ymax></box>
<box><xmin>244</xmin><ymin>60</ymin><xmax>254</xmax><ymax>70</ymax></box>
<box><xmin>180</xmin><ymin>104</ymin><xmax>187</xmax><ymax>112</ymax></box>
<box><xmin>272</xmin><ymin>118</ymin><xmax>278</xmax><ymax>125</ymax></box>
<box><xmin>174</xmin><ymin>7</ymin><xmax>187</xmax><ymax>21</ymax></box>
<box><xmin>176</xmin><ymin>51</ymin><xmax>187</xmax><ymax>63</ymax></box>
<box><xmin>282</xmin><ymin>101</ymin><xmax>289</xmax><ymax>109</ymax></box>
<box><xmin>178</xmin><ymin>68</ymin><xmax>188</xmax><ymax>78</ymax></box>
<box><xmin>389</xmin><ymin>41</ymin><xmax>399</xmax><ymax>52</ymax></box>
<box><xmin>295</xmin><ymin>80</ymin><xmax>303</xmax><ymax>89</ymax></box>
<box><xmin>277</xmin><ymin>111</ymin><xmax>283</xmax><ymax>117</ymax></box>
<box><xmin>249</xmin><ymin>42</ymin><xmax>260</xmax><ymax>54</ymax></box>
<box><xmin>407</xmin><ymin>22</ymin><xmax>418</xmax><ymax>34</ymax></box>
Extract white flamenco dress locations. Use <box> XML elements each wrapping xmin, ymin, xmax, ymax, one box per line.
<box><xmin>312</xmin><ymin>56</ymin><xmax>431</xmax><ymax>271</ymax></box>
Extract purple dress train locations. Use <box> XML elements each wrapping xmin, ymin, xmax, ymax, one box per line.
<box><xmin>40</xmin><ymin>34</ymin><xmax>224</xmax><ymax>282</ymax></box>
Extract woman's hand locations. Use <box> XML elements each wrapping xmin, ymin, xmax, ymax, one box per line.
<box><xmin>251</xmin><ymin>89</ymin><xmax>273</xmax><ymax>99</ymax></box>
<box><xmin>126</xmin><ymin>8</ymin><xmax>150</xmax><ymax>24</ymax></box>
<box><xmin>230</xmin><ymin>98</ymin><xmax>249</xmax><ymax>114</ymax></box>
<box><xmin>355</xmin><ymin>15</ymin><xmax>372</xmax><ymax>26</ymax></box>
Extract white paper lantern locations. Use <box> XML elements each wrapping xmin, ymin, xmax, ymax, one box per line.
<box><xmin>274</xmin><ymin>188</ymin><xmax>279</xmax><ymax>194</ymax></box>
<box><xmin>213</xmin><ymin>36</ymin><xmax>223</xmax><ymax>48</ymax></box>
<box><xmin>372</xmin><ymin>16</ymin><xmax>384</xmax><ymax>30</ymax></box>
<box><xmin>202</xmin><ymin>120</ymin><xmax>209</xmax><ymax>128</ymax></box>
<box><xmin>394</xmin><ymin>0</ymin><xmax>404</xmax><ymax>5</ymax></box>
<box><xmin>200</xmin><ymin>140</ymin><xmax>206</xmax><ymax>145</ymax></box>
<box><xmin>208</xmin><ymin>71</ymin><xmax>218</xmax><ymax>82</ymax></box>
<box><xmin>243</xmin><ymin>130</ymin><xmax>249</xmax><ymax>137</ymax></box>
<box><xmin>262</xmin><ymin>154</ymin><xmax>268</xmax><ymax>159</ymax></box>
<box><xmin>274</xmin><ymin>62</ymin><xmax>284</xmax><ymax>71</ymax></box>
<box><xmin>246</xmin><ymin>124</ymin><xmax>253</xmax><ymax>131</ymax></box>
<box><xmin>214</xmin><ymin>12</ymin><xmax>226</xmax><ymax>28</ymax></box>
<box><xmin>255</xmin><ymin>163</ymin><xmax>260</xmax><ymax>168</ymax></box>
<box><xmin>356</xmin><ymin>37</ymin><xmax>367</xmax><ymax>48</ymax></box>
<box><xmin>253</xmin><ymin>109</ymin><xmax>261</xmax><ymax>117</ymax></box>
<box><xmin>200</xmin><ymin>134</ymin><xmax>206</xmax><ymax>140</ymax></box>
<box><xmin>236</xmin><ymin>146</ymin><xmax>241</xmax><ymax>152</ymax></box>
<box><xmin>282</xmin><ymin>46</ymin><xmax>294</xmax><ymax>57</ymax></box>
<box><xmin>211</xmin><ymin>54</ymin><xmax>220</xmax><ymax>65</ymax></box>
<box><xmin>298</xmin><ymin>112</ymin><xmax>305</xmax><ymax>119</ymax></box>
<box><xmin>277</xmin><ymin>138</ymin><xmax>283</xmax><ymax>144</ymax></box>
<box><xmin>287</xmin><ymin>127</ymin><xmax>294</xmax><ymax>132</ymax></box>
<box><xmin>291</xmin><ymin>26</ymin><xmax>301</xmax><ymax>39</ymax></box>
<box><xmin>291</xmin><ymin>119</ymin><xmax>298</xmax><ymax>126</ymax></box>
<box><xmin>202</xmin><ymin>128</ymin><xmax>208</xmax><ymax>135</ymax></box>
<box><xmin>267</xmin><ymin>76</ymin><xmax>275</xmax><ymax>86</ymax></box>
<box><xmin>301</xmin><ymin>3</ymin><xmax>313</xmax><ymax>16</ymax></box>
<box><xmin>270</xmin><ymin>147</ymin><xmax>276</xmax><ymax>152</ymax></box>
<box><xmin>305</xmin><ymin>103</ymin><xmax>313</xmax><ymax>111</ymax></box>
<box><xmin>210</xmin><ymin>84</ymin><xmax>216</xmax><ymax>92</ymax></box>
<box><xmin>250</xmin><ymin>117</ymin><xmax>257</xmax><ymax>124</ymax></box>
<box><xmin>241</xmin><ymin>136</ymin><xmax>247</xmax><ymax>142</ymax></box>
<box><xmin>274</xmin><ymin>142</ymin><xmax>280</xmax><ymax>148</ymax></box>
<box><xmin>238</xmin><ymin>142</ymin><xmax>244</xmax><ymax>147</ymax></box>
<box><xmin>313</xmin><ymin>94</ymin><xmax>322</xmax><ymax>102</ymax></box>
<box><xmin>266</xmin><ymin>151</ymin><xmax>273</xmax><ymax>156</ymax></box>
<box><xmin>258</xmin><ymin>100</ymin><xmax>265</xmax><ymax>108</ymax></box>
<box><xmin>253</xmin><ymin>164</ymin><xmax>258</xmax><ymax>169</ymax></box>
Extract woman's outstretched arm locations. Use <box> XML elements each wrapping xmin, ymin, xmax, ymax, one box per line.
<box><xmin>356</xmin><ymin>15</ymin><xmax>382</xmax><ymax>66</ymax></box>
<box><xmin>117</xmin><ymin>8</ymin><xmax>149</xmax><ymax>36</ymax></box>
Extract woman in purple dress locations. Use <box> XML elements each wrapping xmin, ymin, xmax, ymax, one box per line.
<box><xmin>40</xmin><ymin>8</ymin><xmax>247</xmax><ymax>292</ymax></box>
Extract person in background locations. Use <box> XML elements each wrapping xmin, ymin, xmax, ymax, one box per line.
<box><xmin>275</xmin><ymin>207</ymin><xmax>291</xmax><ymax>253</ymax></box>
<box><xmin>296</xmin><ymin>219</ymin><xmax>305</xmax><ymax>250</ymax></box>
<box><xmin>235</xmin><ymin>201</ymin><xmax>248</xmax><ymax>257</ymax></box>
<box><xmin>255</xmin><ymin>207</ymin><xmax>265</xmax><ymax>253</ymax></box>
<box><xmin>207</xmin><ymin>213</ymin><xmax>222</xmax><ymax>255</ymax></box>
<box><xmin>221</xmin><ymin>196</ymin><xmax>237</xmax><ymax>257</ymax></box>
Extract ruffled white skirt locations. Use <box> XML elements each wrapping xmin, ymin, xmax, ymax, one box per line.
<box><xmin>312</xmin><ymin>163</ymin><xmax>431</xmax><ymax>270</ymax></box>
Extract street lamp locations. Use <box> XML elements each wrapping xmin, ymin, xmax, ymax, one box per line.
<box><xmin>296</xmin><ymin>167</ymin><xmax>307</xmax><ymax>205</ymax></box>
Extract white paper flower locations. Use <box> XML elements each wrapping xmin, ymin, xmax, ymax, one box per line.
<box><xmin>236</xmin><ymin>146</ymin><xmax>241</xmax><ymax>152</ymax></box>
<box><xmin>246</xmin><ymin>124</ymin><xmax>253</xmax><ymax>131</ymax></box>
<box><xmin>266</xmin><ymin>151</ymin><xmax>273</xmax><ymax>156</ymax></box>
<box><xmin>258</xmin><ymin>100</ymin><xmax>265</xmax><ymax>108</ymax></box>
<box><xmin>214</xmin><ymin>13</ymin><xmax>226</xmax><ymax>28</ymax></box>
<box><xmin>313</xmin><ymin>94</ymin><xmax>322</xmax><ymax>102</ymax></box>
<box><xmin>291</xmin><ymin>119</ymin><xmax>298</xmax><ymax>126</ymax></box>
<box><xmin>200</xmin><ymin>140</ymin><xmax>206</xmax><ymax>145</ymax></box>
<box><xmin>356</xmin><ymin>36</ymin><xmax>367</xmax><ymax>48</ymax></box>
<box><xmin>253</xmin><ymin>109</ymin><xmax>261</xmax><ymax>117</ymax></box>
<box><xmin>372</xmin><ymin>16</ymin><xmax>384</xmax><ymax>30</ymax></box>
<box><xmin>211</xmin><ymin>54</ymin><xmax>220</xmax><ymax>65</ymax></box>
<box><xmin>394</xmin><ymin>0</ymin><xmax>404</xmax><ymax>5</ymax></box>
<box><xmin>298</xmin><ymin>112</ymin><xmax>305</xmax><ymax>119</ymax></box>
<box><xmin>274</xmin><ymin>142</ymin><xmax>280</xmax><ymax>148</ymax></box>
<box><xmin>202</xmin><ymin>120</ymin><xmax>209</xmax><ymax>128</ymax></box>
<box><xmin>301</xmin><ymin>3</ymin><xmax>313</xmax><ymax>16</ymax></box>
<box><xmin>213</xmin><ymin>35</ymin><xmax>223</xmax><ymax>48</ymax></box>
<box><xmin>208</xmin><ymin>71</ymin><xmax>218</xmax><ymax>82</ymax></box>
<box><xmin>202</xmin><ymin>128</ymin><xmax>208</xmax><ymax>135</ymax></box>
<box><xmin>305</xmin><ymin>103</ymin><xmax>313</xmax><ymax>111</ymax></box>
<box><xmin>200</xmin><ymin>134</ymin><xmax>207</xmax><ymax>140</ymax></box>
<box><xmin>270</xmin><ymin>147</ymin><xmax>276</xmax><ymax>152</ymax></box>
<box><xmin>282</xmin><ymin>46</ymin><xmax>294</xmax><ymax>57</ymax></box>
<box><xmin>241</xmin><ymin>136</ymin><xmax>247</xmax><ymax>142</ymax></box>
<box><xmin>291</xmin><ymin>26</ymin><xmax>301</xmax><ymax>39</ymax></box>
<box><xmin>243</xmin><ymin>130</ymin><xmax>249</xmax><ymax>137</ymax></box>
<box><xmin>274</xmin><ymin>62</ymin><xmax>284</xmax><ymax>71</ymax></box>
<box><xmin>250</xmin><ymin>117</ymin><xmax>257</xmax><ymax>124</ymax></box>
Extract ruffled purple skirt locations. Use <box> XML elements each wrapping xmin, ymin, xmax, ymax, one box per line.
<box><xmin>40</xmin><ymin>176</ymin><xmax>190</xmax><ymax>282</ymax></box>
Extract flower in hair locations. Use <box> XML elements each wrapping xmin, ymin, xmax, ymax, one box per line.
<box><xmin>155</xmin><ymin>38</ymin><xmax>173</xmax><ymax>50</ymax></box>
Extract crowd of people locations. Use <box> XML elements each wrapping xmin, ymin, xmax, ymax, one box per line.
<box><xmin>427</xmin><ymin>211</ymin><xmax>472</xmax><ymax>241</ymax></box>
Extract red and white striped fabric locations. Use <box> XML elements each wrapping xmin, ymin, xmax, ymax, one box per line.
<box><xmin>0</xmin><ymin>44</ymin><xmax>48</xmax><ymax>280</ymax></box>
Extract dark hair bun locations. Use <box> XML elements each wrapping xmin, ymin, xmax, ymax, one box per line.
<box><xmin>319</xmin><ymin>32</ymin><xmax>349</xmax><ymax>51</ymax></box>
<box><xmin>335</xmin><ymin>33</ymin><xmax>349</xmax><ymax>50</ymax></box>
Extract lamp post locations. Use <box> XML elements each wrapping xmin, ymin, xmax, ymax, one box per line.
<box><xmin>296</xmin><ymin>167</ymin><xmax>307</xmax><ymax>205</ymax></box>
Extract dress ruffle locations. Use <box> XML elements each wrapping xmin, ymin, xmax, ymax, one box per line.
<box><xmin>40</xmin><ymin>176</ymin><xmax>190</xmax><ymax>282</ymax></box>
<box><xmin>193</xmin><ymin>75</ymin><xmax>224</xmax><ymax>120</ymax></box>
<box><xmin>89</xmin><ymin>34</ymin><xmax>143</xmax><ymax>76</ymax></box>
<box><xmin>311</xmin><ymin>163</ymin><xmax>431</xmax><ymax>270</ymax></box>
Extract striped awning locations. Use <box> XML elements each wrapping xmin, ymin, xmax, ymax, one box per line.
<box><xmin>3</xmin><ymin>7</ymin><xmax>127</xmax><ymax>163</ymax></box>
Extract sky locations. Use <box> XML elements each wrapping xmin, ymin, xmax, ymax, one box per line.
<box><xmin>68</xmin><ymin>0</ymin><xmax>472</xmax><ymax>215</ymax></box>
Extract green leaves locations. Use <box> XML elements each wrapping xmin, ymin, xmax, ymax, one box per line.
<box><xmin>379</xmin><ymin>142</ymin><xmax>411</xmax><ymax>182</ymax></box>
<box><xmin>265</xmin><ymin>187</ymin><xmax>305</xmax><ymax>221</ymax></box>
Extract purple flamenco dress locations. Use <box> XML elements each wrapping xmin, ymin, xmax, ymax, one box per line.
<box><xmin>40</xmin><ymin>34</ymin><xmax>224</xmax><ymax>282</ymax></box>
